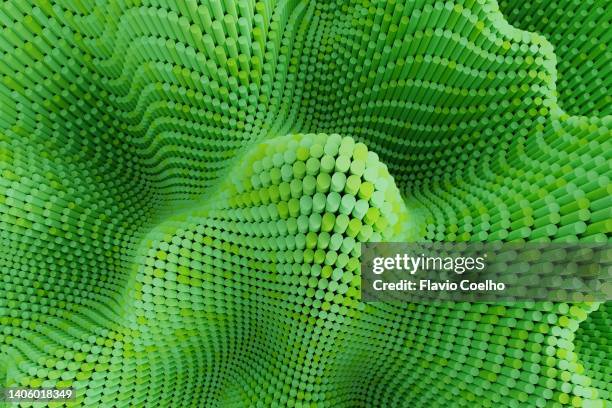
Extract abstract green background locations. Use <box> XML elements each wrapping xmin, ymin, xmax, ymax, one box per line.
<box><xmin>0</xmin><ymin>0</ymin><xmax>610</xmax><ymax>407</ymax></box>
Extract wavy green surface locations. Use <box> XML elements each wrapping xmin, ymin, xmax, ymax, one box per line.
<box><xmin>0</xmin><ymin>0</ymin><xmax>610</xmax><ymax>407</ymax></box>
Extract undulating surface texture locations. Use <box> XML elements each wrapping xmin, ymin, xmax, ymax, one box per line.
<box><xmin>0</xmin><ymin>0</ymin><xmax>610</xmax><ymax>407</ymax></box>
